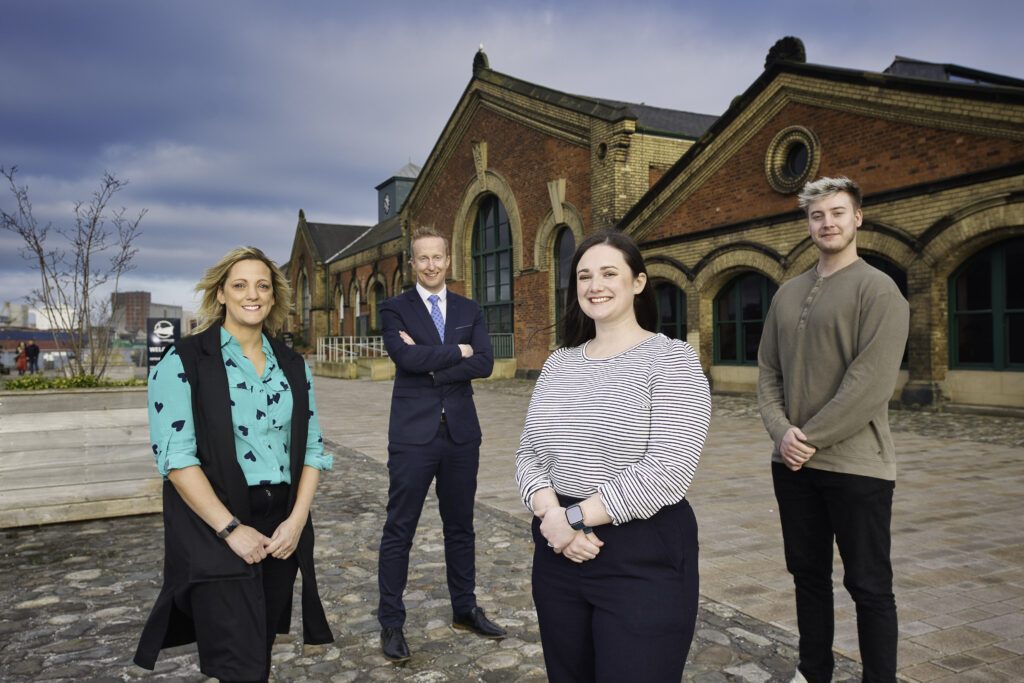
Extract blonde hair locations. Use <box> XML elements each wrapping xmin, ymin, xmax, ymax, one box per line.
<box><xmin>798</xmin><ymin>176</ymin><xmax>862</xmax><ymax>214</ymax></box>
<box><xmin>192</xmin><ymin>246</ymin><xmax>293</xmax><ymax>335</ymax></box>
<box><xmin>409</xmin><ymin>226</ymin><xmax>449</xmax><ymax>257</ymax></box>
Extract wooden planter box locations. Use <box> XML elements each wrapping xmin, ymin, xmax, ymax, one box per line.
<box><xmin>0</xmin><ymin>387</ymin><xmax>160</xmax><ymax>528</ymax></box>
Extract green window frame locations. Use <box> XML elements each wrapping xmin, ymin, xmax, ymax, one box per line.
<box><xmin>472</xmin><ymin>195</ymin><xmax>514</xmax><ymax>334</ymax></box>
<box><xmin>948</xmin><ymin>237</ymin><xmax>1023</xmax><ymax>370</ymax></box>
<box><xmin>714</xmin><ymin>272</ymin><xmax>777</xmax><ymax>365</ymax></box>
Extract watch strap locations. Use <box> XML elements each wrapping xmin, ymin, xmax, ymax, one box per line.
<box><xmin>217</xmin><ymin>517</ymin><xmax>240</xmax><ymax>539</ymax></box>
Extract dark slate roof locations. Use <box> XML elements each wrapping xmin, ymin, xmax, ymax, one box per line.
<box><xmin>305</xmin><ymin>222</ymin><xmax>370</xmax><ymax>262</ymax></box>
<box><xmin>884</xmin><ymin>57</ymin><xmax>1024</xmax><ymax>89</ymax></box>
<box><xmin>593</xmin><ymin>99</ymin><xmax>718</xmax><ymax>138</ymax></box>
<box><xmin>325</xmin><ymin>215</ymin><xmax>403</xmax><ymax>263</ymax></box>
<box><xmin>474</xmin><ymin>68</ymin><xmax>717</xmax><ymax>139</ymax></box>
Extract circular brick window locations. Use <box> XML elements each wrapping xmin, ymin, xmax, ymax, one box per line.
<box><xmin>765</xmin><ymin>126</ymin><xmax>820</xmax><ymax>194</ymax></box>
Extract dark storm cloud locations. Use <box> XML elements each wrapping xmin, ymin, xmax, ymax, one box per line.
<box><xmin>2</xmin><ymin>0</ymin><xmax>1020</xmax><ymax>309</ymax></box>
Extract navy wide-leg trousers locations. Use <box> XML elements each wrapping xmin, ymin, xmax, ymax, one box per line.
<box><xmin>532</xmin><ymin>496</ymin><xmax>699</xmax><ymax>683</ymax></box>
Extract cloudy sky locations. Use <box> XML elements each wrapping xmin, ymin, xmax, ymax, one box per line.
<box><xmin>2</xmin><ymin>0</ymin><xmax>1021</xmax><ymax>313</ymax></box>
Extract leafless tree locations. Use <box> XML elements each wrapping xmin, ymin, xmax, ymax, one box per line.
<box><xmin>1</xmin><ymin>165</ymin><xmax>145</xmax><ymax>378</ymax></box>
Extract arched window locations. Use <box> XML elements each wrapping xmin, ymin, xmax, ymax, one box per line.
<box><xmin>949</xmin><ymin>237</ymin><xmax>1024</xmax><ymax>369</ymax></box>
<box><xmin>655</xmin><ymin>283</ymin><xmax>687</xmax><ymax>340</ymax></box>
<box><xmin>554</xmin><ymin>226</ymin><xmax>575</xmax><ymax>343</ymax></box>
<box><xmin>862</xmin><ymin>254</ymin><xmax>908</xmax><ymax>367</ymax></box>
<box><xmin>370</xmin><ymin>281</ymin><xmax>386</xmax><ymax>333</ymax></box>
<box><xmin>714</xmin><ymin>273</ymin><xmax>778</xmax><ymax>365</ymax></box>
<box><xmin>335</xmin><ymin>287</ymin><xmax>344</xmax><ymax>335</ymax></box>
<box><xmin>299</xmin><ymin>272</ymin><xmax>310</xmax><ymax>333</ymax></box>
<box><xmin>472</xmin><ymin>195</ymin><xmax>514</xmax><ymax>334</ymax></box>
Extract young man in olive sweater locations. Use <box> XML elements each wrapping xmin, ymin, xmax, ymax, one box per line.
<box><xmin>758</xmin><ymin>176</ymin><xmax>909</xmax><ymax>683</ymax></box>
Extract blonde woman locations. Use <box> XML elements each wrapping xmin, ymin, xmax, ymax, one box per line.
<box><xmin>135</xmin><ymin>247</ymin><xmax>333</xmax><ymax>682</ymax></box>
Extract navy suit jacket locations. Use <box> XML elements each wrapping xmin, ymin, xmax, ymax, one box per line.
<box><xmin>382</xmin><ymin>288</ymin><xmax>494</xmax><ymax>446</ymax></box>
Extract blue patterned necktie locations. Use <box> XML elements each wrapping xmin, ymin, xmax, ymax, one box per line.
<box><xmin>428</xmin><ymin>294</ymin><xmax>445</xmax><ymax>342</ymax></box>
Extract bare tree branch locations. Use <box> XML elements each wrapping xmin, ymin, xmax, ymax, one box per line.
<box><xmin>1</xmin><ymin>165</ymin><xmax>144</xmax><ymax>378</ymax></box>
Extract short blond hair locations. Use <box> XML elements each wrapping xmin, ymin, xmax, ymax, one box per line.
<box><xmin>798</xmin><ymin>176</ymin><xmax>862</xmax><ymax>214</ymax></box>
<box><xmin>409</xmin><ymin>226</ymin><xmax>449</xmax><ymax>257</ymax></box>
<box><xmin>193</xmin><ymin>246</ymin><xmax>293</xmax><ymax>335</ymax></box>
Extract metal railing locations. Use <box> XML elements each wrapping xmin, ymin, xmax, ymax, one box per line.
<box><xmin>489</xmin><ymin>333</ymin><xmax>514</xmax><ymax>359</ymax></box>
<box><xmin>317</xmin><ymin>336</ymin><xmax>388</xmax><ymax>363</ymax></box>
<box><xmin>317</xmin><ymin>334</ymin><xmax>513</xmax><ymax>362</ymax></box>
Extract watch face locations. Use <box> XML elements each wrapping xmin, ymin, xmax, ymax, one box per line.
<box><xmin>566</xmin><ymin>504</ymin><xmax>584</xmax><ymax>527</ymax></box>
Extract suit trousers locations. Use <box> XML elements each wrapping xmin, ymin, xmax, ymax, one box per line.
<box><xmin>377</xmin><ymin>420</ymin><xmax>480</xmax><ymax>627</ymax></box>
<box><xmin>188</xmin><ymin>483</ymin><xmax>298</xmax><ymax>683</ymax></box>
<box><xmin>531</xmin><ymin>495</ymin><xmax>699</xmax><ymax>683</ymax></box>
<box><xmin>772</xmin><ymin>462</ymin><xmax>897</xmax><ymax>683</ymax></box>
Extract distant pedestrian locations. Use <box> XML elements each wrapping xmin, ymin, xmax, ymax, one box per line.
<box><xmin>516</xmin><ymin>231</ymin><xmax>711</xmax><ymax>682</ymax></box>
<box><xmin>25</xmin><ymin>340</ymin><xmax>39</xmax><ymax>373</ymax></box>
<box><xmin>758</xmin><ymin>176</ymin><xmax>909</xmax><ymax>683</ymax></box>
<box><xmin>15</xmin><ymin>342</ymin><xmax>27</xmax><ymax>374</ymax></box>
<box><xmin>134</xmin><ymin>246</ymin><xmax>333</xmax><ymax>682</ymax></box>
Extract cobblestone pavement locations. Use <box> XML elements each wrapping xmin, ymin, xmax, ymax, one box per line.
<box><xmin>1</xmin><ymin>442</ymin><xmax>861</xmax><ymax>681</ymax></box>
<box><xmin>1</xmin><ymin>444</ymin><xmax>860</xmax><ymax>683</ymax></box>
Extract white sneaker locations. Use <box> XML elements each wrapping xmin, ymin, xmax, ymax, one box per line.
<box><xmin>790</xmin><ymin>671</ymin><xmax>808</xmax><ymax>683</ymax></box>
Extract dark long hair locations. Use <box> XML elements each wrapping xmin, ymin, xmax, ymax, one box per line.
<box><xmin>560</xmin><ymin>231</ymin><xmax>658</xmax><ymax>348</ymax></box>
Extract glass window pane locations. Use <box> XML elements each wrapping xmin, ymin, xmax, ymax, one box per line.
<box><xmin>744</xmin><ymin>321</ymin><xmax>764</xmax><ymax>363</ymax></box>
<box><xmin>717</xmin><ymin>286</ymin><xmax>735</xmax><ymax>322</ymax></box>
<box><xmin>1007</xmin><ymin>312</ymin><xmax>1023</xmax><ymax>364</ymax></box>
<box><xmin>718</xmin><ymin>323</ymin><xmax>737</xmax><ymax>361</ymax></box>
<box><xmin>740</xmin><ymin>274</ymin><xmax>761</xmax><ymax>320</ymax></box>
<box><xmin>1006</xmin><ymin>240</ymin><xmax>1024</xmax><ymax>310</ymax></box>
<box><xmin>957</xmin><ymin>313</ymin><xmax>994</xmax><ymax>364</ymax></box>
<box><xmin>557</xmin><ymin>229</ymin><xmax>575</xmax><ymax>289</ymax></box>
<box><xmin>657</xmin><ymin>285</ymin><xmax>676</xmax><ymax>325</ymax></box>
<box><xmin>956</xmin><ymin>259</ymin><xmax>991</xmax><ymax>312</ymax></box>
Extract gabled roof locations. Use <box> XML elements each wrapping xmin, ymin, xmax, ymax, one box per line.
<box><xmin>619</xmin><ymin>54</ymin><xmax>1024</xmax><ymax>235</ymax></box>
<box><xmin>305</xmin><ymin>222</ymin><xmax>370</xmax><ymax>263</ymax></box>
<box><xmin>473</xmin><ymin>66</ymin><xmax>716</xmax><ymax>139</ymax></box>
<box><xmin>325</xmin><ymin>215</ymin><xmax>403</xmax><ymax>263</ymax></box>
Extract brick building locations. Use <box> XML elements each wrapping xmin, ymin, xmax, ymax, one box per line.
<box><xmin>288</xmin><ymin>42</ymin><xmax>1023</xmax><ymax>409</ymax></box>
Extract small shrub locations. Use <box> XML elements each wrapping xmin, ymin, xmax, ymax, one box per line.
<box><xmin>2</xmin><ymin>374</ymin><xmax>147</xmax><ymax>391</ymax></box>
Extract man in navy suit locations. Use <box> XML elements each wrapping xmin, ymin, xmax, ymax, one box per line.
<box><xmin>377</xmin><ymin>227</ymin><xmax>506</xmax><ymax>662</ymax></box>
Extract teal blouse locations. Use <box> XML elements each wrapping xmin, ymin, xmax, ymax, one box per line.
<box><xmin>148</xmin><ymin>327</ymin><xmax>332</xmax><ymax>485</ymax></box>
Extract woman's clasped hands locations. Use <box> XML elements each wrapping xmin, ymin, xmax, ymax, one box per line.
<box><xmin>539</xmin><ymin>506</ymin><xmax>605</xmax><ymax>564</ymax></box>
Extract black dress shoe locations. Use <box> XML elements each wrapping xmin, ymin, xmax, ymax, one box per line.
<box><xmin>380</xmin><ymin>626</ymin><xmax>410</xmax><ymax>662</ymax></box>
<box><xmin>452</xmin><ymin>607</ymin><xmax>507</xmax><ymax>639</ymax></box>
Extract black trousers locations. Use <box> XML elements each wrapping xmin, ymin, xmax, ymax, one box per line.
<box><xmin>531</xmin><ymin>495</ymin><xmax>699</xmax><ymax>683</ymax></box>
<box><xmin>377</xmin><ymin>421</ymin><xmax>480</xmax><ymax>627</ymax></box>
<box><xmin>772</xmin><ymin>463</ymin><xmax>897</xmax><ymax>683</ymax></box>
<box><xmin>189</xmin><ymin>484</ymin><xmax>298</xmax><ymax>683</ymax></box>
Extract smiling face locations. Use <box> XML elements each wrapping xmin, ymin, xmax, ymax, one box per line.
<box><xmin>575</xmin><ymin>243</ymin><xmax>647</xmax><ymax>326</ymax></box>
<box><xmin>807</xmin><ymin>190</ymin><xmax>862</xmax><ymax>257</ymax></box>
<box><xmin>410</xmin><ymin>235</ymin><xmax>450</xmax><ymax>294</ymax></box>
<box><xmin>216</xmin><ymin>258</ymin><xmax>275</xmax><ymax>333</ymax></box>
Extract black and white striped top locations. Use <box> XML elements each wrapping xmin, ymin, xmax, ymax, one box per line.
<box><xmin>515</xmin><ymin>333</ymin><xmax>711</xmax><ymax>525</ymax></box>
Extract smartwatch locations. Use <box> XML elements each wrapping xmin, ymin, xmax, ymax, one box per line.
<box><xmin>217</xmin><ymin>517</ymin><xmax>240</xmax><ymax>539</ymax></box>
<box><xmin>565</xmin><ymin>504</ymin><xmax>592</xmax><ymax>534</ymax></box>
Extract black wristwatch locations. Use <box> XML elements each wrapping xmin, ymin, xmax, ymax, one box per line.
<box><xmin>565</xmin><ymin>504</ymin><xmax>592</xmax><ymax>534</ymax></box>
<box><xmin>217</xmin><ymin>517</ymin><xmax>240</xmax><ymax>539</ymax></box>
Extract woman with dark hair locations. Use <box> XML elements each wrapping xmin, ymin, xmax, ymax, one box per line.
<box><xmin>135</xmin><ymin>247</ymin><xmax>333</xmax><ymax>682</ymax></box>
<box><xmin>515</xmin><ymin>231</ymin><xmax>711</xmax><ymax>682</ymax></box>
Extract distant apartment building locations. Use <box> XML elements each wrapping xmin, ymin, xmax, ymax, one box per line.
<box><xmin>111</xmin><ymin>291</ymin><xmax>183</xmax><ymax>336</ymax></box>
